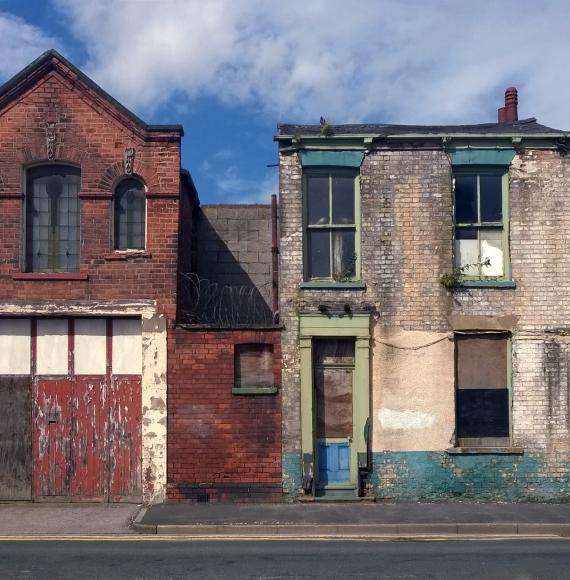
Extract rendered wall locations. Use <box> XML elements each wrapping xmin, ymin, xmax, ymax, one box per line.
<box><xmin>279</xmin><ymin>143</ymin><xmax>570</xmax><ymax>501</ymax></box>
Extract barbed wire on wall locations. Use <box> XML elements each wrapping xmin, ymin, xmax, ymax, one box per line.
<box><xmin>179</xmin><ymin>272</ymin><xmax>275</xmax><ymax>327</ymax></box>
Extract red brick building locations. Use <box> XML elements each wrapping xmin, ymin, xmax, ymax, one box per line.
<box><xmin>0</xmin><ymin>50</ymin><xmax>196</xmax><ymax>503</ymax></box>
<box><xmin>0</xmin><ymin>51</ymin><xmax>282</xmax><ymax>504</ymax></box>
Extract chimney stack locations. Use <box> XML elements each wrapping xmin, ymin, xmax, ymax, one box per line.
<box><xmin>498</xmin><ymin>87</ymin><xmax>518</xmax><ymax>124</ymax></box>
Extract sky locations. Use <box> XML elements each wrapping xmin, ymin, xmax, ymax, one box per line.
<box><xmin>0</xmin><ymin>0</ymin><xmax>569</xmax><ymax>204</ymax></box>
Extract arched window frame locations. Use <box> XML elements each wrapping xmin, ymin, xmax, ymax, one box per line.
<box><xmin>24</xmin><ymin>163</ymin><xmax>81</xmax><ymax>273</ymax></box>
<box><xmin>113</xmin><ymin>176</ymin><xmax>146</xmax><ymax>251</ymax></box>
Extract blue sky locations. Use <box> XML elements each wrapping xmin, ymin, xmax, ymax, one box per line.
<box><xmin>1</xmin><ymin>0</ymin><xmax>569</xmax><ymax>204</ymax></box>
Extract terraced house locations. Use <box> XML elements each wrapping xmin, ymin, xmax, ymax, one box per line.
<box><xmin>276</xmin><ymin>89</ymin><xmax>570</xmax><ymax>501</ymax></box>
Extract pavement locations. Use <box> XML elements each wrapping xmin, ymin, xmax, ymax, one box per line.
<box><xmin>1</xmin><ymin>501</ymin><xmax>570</xmax><ymax>539</ymax></box>
<box><xmin>0</xmin><ymin>503</ymin><xmax>140</xmax><ymax>536</ymax></box>
<box><xmin>134</xmin><ymin>501</ymin><xmax>570</xmax><ymax>538</ymax></box>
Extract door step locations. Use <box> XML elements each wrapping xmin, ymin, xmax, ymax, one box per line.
<box><xmin>300</xmin><ymin>495</ymin><xmax>375</xmax><ymax>503</ymax></box>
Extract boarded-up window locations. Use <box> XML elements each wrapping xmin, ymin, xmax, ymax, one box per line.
<box><xmin>456</xmin><ymin>333</ymin><xmax>510</xmax><ymax>441</ymax></box>
<box><xmin>0</xmin><ymin>319</ymin><xmax>31</xmax><ymax>375</ymax></box>
<box><xmin>235</xmin><ymin>344</ymin><xmax>274</xmax><ymax>388</ymax></box>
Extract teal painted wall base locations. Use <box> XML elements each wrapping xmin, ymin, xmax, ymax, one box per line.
<box><xmin>371</xmin><ymin>452</ymin><xmax>570</xmax><ymax>502</ymax></box>
<box><xmin>283</xmin><ymin>451</ymin><xmax>303</xmax><ymax>498</ymax></box>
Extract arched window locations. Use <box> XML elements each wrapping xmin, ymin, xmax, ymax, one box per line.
<box><xmin>25</xmin><ymin>165</ymin><xmax>81</xmax><ymax>272</ymax></box>
<box><xmin>114</xmin><ymin>178</ymin><xmax>145</xmax><ymax>250</ymax></box>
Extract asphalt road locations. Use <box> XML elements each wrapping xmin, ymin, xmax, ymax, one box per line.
<box><xmin>0</xmin><ymin>538</ymin><xmax>569</xmax><ymax>579</ymax></box>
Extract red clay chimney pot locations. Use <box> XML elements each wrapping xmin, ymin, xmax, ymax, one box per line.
<box><xmin>498</xmin><ymin>86</ymin><xmax>518</xmax><ymax>124</ymax></box>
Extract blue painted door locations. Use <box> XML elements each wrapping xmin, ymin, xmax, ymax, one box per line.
<box><xmin>318</xmin><ymin>442</ymin><xmax>351</xmax><ymax>484</ymax></box>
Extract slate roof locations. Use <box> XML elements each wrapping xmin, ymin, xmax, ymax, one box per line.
<box><xmin>278</xmin><ymin>118</ymin><xmax>566</xmax><ymax>137</ymax></box>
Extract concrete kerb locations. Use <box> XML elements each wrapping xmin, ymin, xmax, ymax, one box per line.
<box><xmin>131</xmin><ymin>522</ymin><xmax>570</xmax><ymax>538</ymax></box>
<box><xmin>131</xmin><ymin>507</ymin><xmax>157</xmax><ymax>534</ymax></box>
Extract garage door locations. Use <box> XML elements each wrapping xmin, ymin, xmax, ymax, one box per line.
<box><xmin>0</xmin><ymin>318</ymin><xmax>142</xmax><ymax>502</ymax></box>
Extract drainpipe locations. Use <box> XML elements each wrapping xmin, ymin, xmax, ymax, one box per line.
<box><xmin>271</xmin><ymin>194</ymin><xmax>279</xmax><ymax>323</ymax></box>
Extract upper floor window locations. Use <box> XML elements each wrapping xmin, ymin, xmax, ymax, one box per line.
<box><xmin>114</xmin><ymin>178</ymin><xmax>145</xmax><ymax>250</ymax></box>
<box><xmin>454</xmin><ymin>169</ymin><xmax>509</xmax><ymax>279</ymax></box>
<box><xmin>304</xmin><ymin>169</ymin><xmax>359</xmax><ymax>281</ymax></box>
<box><xmin>25</xmin><ymin>165</ymin><xmax>80</xmax><ymax>273</ymax></box>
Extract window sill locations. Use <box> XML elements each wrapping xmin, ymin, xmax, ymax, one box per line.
<box><xmin>455</xmin><ymin>280</ymin><xmax>516</xmax><ymax>289</ymax></box>
<box><xmin>231</xmin><ymin>386</ymin><xmax>279</xmax><ymax>396</ymax></box>
<box><xmin>12</xmin><ymin>273</ymin><xmax>88</xmax><ymax>281</ymax></box>
<box><xmin>446</xmin><ymin>447</ymin><xmax>524</xmax><ymax>455</ymax></box>
<box><xmin>103</xmin><ymin>251</ymin><xmax>151</xmax><ymax>261</ymax></box>
<box><xmin>300</xmin><ymin>281</ymin><xmax>366</xmax><ymax>290</ymax></box>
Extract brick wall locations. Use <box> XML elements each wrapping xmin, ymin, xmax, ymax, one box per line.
<box><xmin>167</xmin><ymin>328</ymin><xmax>282</xmax><ymax>502</ymax></box>
<box><xmin>0</xmin><ymin>54</ymin><xmax>183</xmax><ymax>319</ymax></box>
<box><xmin>279</xmin><ymin>143</ymin><xmax>570</xmax><ymax>500</ymax></box>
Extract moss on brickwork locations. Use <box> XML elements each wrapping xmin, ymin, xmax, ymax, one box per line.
<box><xmin>371</xmin><ymin>452</ymin><xmax>570</xmax><ymax>501</ymax></box>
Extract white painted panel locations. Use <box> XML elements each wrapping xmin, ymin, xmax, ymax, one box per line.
<box><xmin>37</xmin><ymin>319</ymin><xmax>68</xmax><ymax>375</ymax></box>
<box><xmin>112</xmin><ymin>318</ymin><xmax>142</xmax><ymax>375</ymax></box>
<box><xmin>75</xmin><ymin>319</ymin><xmax>107</xmax><ymax>375</ymax></box>
<box><xmin>0</xmin><ymin>319</ymin><xmax>31</xmax><ymax>374</ymax></box>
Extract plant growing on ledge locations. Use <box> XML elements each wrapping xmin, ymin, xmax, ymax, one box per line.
<box><xmin>440</xmin><ymin>258</ymin><xmax>491</xmax><ymax>289</ymax></box>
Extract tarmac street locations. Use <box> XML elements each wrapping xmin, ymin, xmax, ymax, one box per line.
<box><xmin>0</xmin><ymin>538</ymin><xmax>570</xmax><ymax>579</ymax></box>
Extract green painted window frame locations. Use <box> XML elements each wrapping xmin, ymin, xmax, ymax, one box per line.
<box><xmin>302</xmin><ymin>168</ymin><xmax>361</xmax><ymax>284</ymax></box>
<box><xmin>453</xmin><ymin>166</ymin><xmax>511</xmax><ymax>282</ymax></box>
<box><xmin>454</xmin><ymin>331</ymin><xmax>513</xmax><ymax>448</ymax></box>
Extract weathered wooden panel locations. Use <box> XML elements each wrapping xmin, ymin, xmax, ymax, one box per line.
<box><xmin>33</xmin><ymin>379</ymin><xmax>72</xmax><ymax>497</ymax></box>
<box><xmin>315</xmin><ymin>368</ymin><xmax>353</xmax><ymax>438</ymax></box>
<box><xmin>71</xmin><ymin>377</ymin><xmax>107</xmax><ymax>500</ymax></box>
<box><xmin>0</xmin><ymin>377</ymin><xmax>32</xmax><ymax>500</ymax></box>
<box><xmin>109</xmin><ymin>375</ymin><xmax>142</xmax><ymax>501</ymax></box>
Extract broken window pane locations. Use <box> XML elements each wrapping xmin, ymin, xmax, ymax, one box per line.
<box><xmin>114</xmin><ymin>178</ymin><xmax>145</xmax><ymax>250</ymax></box>
<box><xmin>308</xmin><ymin>230</ymin><xmax>331</xmax><ymax>278</ymax></box>
<box><xmin>454</xmin><ymin>175</ymin><xmax>477</xmax><ymax>223</ymax></box>
<box><xmin>306</xmin><ymin>176</ymin><xmax>329</xmax><ymax>225</ymax></box>
<box><xmin>235</xmin><ymin>344</ymin><xmax>274</xmax><ymax>388</ymax></box>
<box><xmin>332</xmin><ymin>175</ymin><xmax>355</xmax><ymax>224</ymax></box>
<box><xmin>479</xmin><ymin>174</ymin><xmax>503</xmax><ymax>222</ymax></box>
<box><xmin>332</xmin><ymin>230</ymin><xmax>356</xmax><ymax>279</ymax></box>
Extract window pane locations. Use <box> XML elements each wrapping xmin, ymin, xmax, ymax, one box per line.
<box><xmin>235</xmin><ymin>344</ymin><xmax>273</xmax><ymax>388</ymax></box>
<box><xmin>457</xmin><ymin>334</ymin><xmax>508</xmax><ymax>390</ymax></box>
<box><xmin>454</xmin><ymin>227</ymin><xmax>478</xmax><ymax>272</ymax></box>
<box><xmin>306</xmin><ymin>176</ymin><xmax>329</xmax><ymax>225</ymax></box>
<box><xmin>480</xmin><ymin>175</ymin><xmax>503</xmax><ymax>222</ymax></box>
<box><xmin>481</xmin><ymin>229</ymin><xmax>503</xmax><ymax>276</ymax></box>
<box><xmin>332</xmin><ymin>230</ymin><xmax>356</xmax><ymax>279</ymax></box>
<box><xmin>308</xmin><ymin>230</ymin><xmax>330</xmax><ymax>278</ymax></box>
<box><xmin>26</xmin><ymin>166</ymin><xmax>80</xmax><ymax>273</ymax></box>
<box><xmin>114</xmin><ymin>179</ymin><xmax>145</xmax><ymax>250</ymax></box>
<box><xmin>314</xmin><ymin>339</ymin><xmax>355</xmax><ymax>365</ymax></box>
<box><xmin>454</xmin><ymin>175</ymin><xmax>477</xmax><ymax>223</ymax></box>
<box><xmin>456</xmin><ymin>389</ymin><xmax>509</xmax><ymax>438</ymax></box>
<box><xmin>331</xmin><ymin>175</ymin><xmax>355</xmax><ymax>224</ymax></box>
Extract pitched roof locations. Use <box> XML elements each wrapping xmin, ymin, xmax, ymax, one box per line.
<box><xmin>0</xmin><ymin>49</ymin><xmax>183</xmax><ymax>136</ymax></box>
<box><xmin>278</xmin><ymin>117</ymin><xmax>566</xmax><ymax>137</ymax></box>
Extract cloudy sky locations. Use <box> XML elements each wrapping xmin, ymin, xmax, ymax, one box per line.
<box><xmin>0</xmin><ymin>0</ymin><xmax>569</xmax><ymax>203</ymax></box>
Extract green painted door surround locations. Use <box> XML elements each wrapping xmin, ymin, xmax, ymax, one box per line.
<box><xmin>299</xmin><ymin>313</ymin><xmax>371</xmax><ymax>495</ymax></box>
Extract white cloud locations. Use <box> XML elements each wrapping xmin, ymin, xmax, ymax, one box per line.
<box><xmin>0</xmin><ymin>12</ymin><xmax>60</xmax><ymax>81</ymax></box>
<box><xmin>208</xmin><ymin>164</ymin><xmax>277</xmax><ymax>204</ymax></box>
<box><xmin>53</xmin><ymin>0</ymin><xmax>570</xmax><ymax>128</ymax></box>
